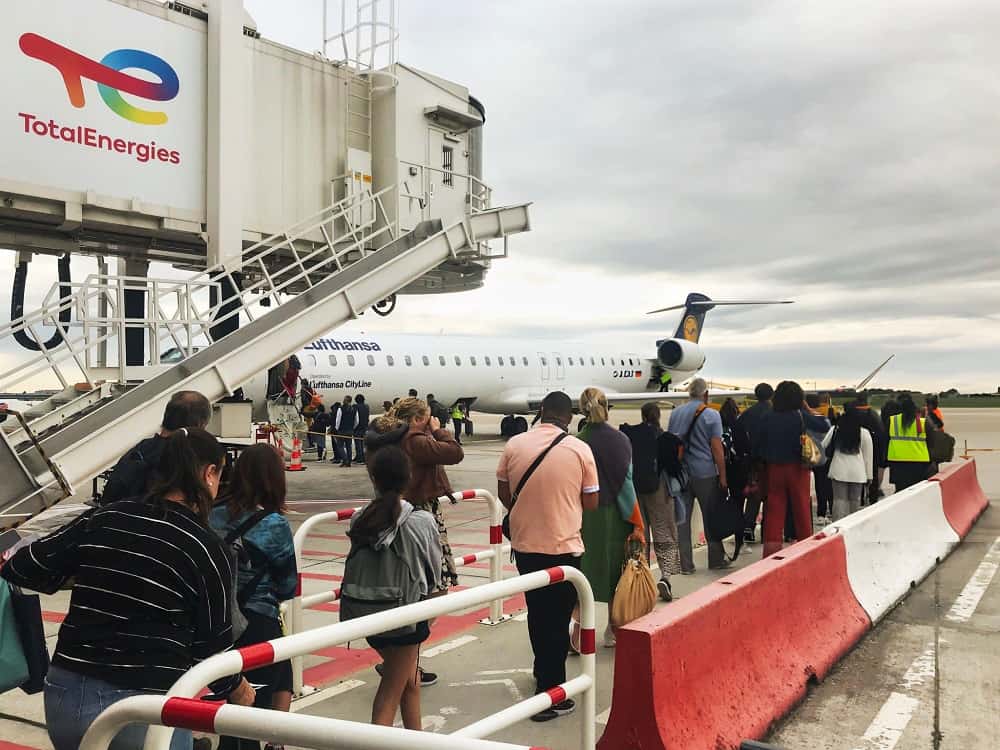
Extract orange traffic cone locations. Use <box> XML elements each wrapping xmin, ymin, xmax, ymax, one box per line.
<box><xmin>286</xmin><ymin>436</ymin><xmax>306</xmax><ymax>472</ymax></box>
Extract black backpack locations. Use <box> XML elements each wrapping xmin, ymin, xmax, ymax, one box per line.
<box><xmin>703</xmin><ymin>489</ymin><xmax>744</xmax><ymax>561</ymax></box>
<box><xmin>656</xmin><ymin>405</ymin><xmax>707</xmax><ymax>492</ymax></box>
<box><xmin>99</xmin><ymin>436</ymin><xmax>164</xmax><ymax>506</ymax></box>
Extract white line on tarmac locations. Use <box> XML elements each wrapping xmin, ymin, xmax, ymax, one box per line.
<box><xmin>447</xmin><ymin>679</ymin><xmax>524</xmax><ymax>702</ymax></box>
<box><xmin>476</xmin><ymin>668</ymin><xmax>534</xmax><ymax>675</ymax></box>
<box><xmin>945</xmin><ymin>536</ymin><xmax>1000</xmax><ymax>623</ymax></box>
<box><xmin>422</xmin><ymin>635</ymin><xmax>479</xmax><ymax>658</ymax></box>
<box><xmin>291</xmin><ymin>679</ymin><xmax>365</xmax><ymax>712</ymax></box>
<box><xmin>852</xmin><ymin>692</ymin><xmax>921</xmax><ymax>750</ymax></box>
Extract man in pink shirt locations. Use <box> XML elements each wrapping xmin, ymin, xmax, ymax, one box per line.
<box><xmin>497</xmin><ymin>391</ymin><xmax>599</xmax><ymax>722</ymax></box>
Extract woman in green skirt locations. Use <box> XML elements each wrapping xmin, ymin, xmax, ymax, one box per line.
<box><xmin>576</xmin><ymin>387</ymin><xmax>645</xmax><ymax>647</ymax></box>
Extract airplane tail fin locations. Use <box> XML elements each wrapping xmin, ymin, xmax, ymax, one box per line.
<box><xmin>647</xmin><ymin>293</ymin><xmax>794</xmax><ymax>343</ymax></box>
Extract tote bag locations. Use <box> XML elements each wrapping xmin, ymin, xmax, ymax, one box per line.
<box><xmin>0</xmin><ymin>582</ymin><xmax>29</xmax><ymax>694</ymax></box>
<box><xmin>610</xmin><ymin>540</ymin><xmax>658</xmax><ymax>628</ymax></box>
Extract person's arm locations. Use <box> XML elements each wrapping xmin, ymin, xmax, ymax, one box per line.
<box><xmin>1</xmin><ymin>509</ymin><xmax>92</xmax><ymax>593</ymax></box>
<box><xmin>801</xmin><ymin>407</ymin><xmax>830</xmax><ymax>433</ymax></box>
<box><xmin>581</xmin><ymin>491</ymin><xmax>599</xmax><ymax>512</ymax></box>
<box><xmin>580</xmin><ymin>446</ymin><xmax>601</xmax><ymax>512</ymax></box>
<box><xmin>710</xmin><ymin>436</ymin><xmax>728</xmax><ymax>489</ymax></box>
<box><xmin>821</xmin><ymin>426</ymin><xmax>836</xmax><ymax>452</ymax></box>
<box><xmin>267</xmin><ymin>519</ymin><xmax>299</xmax><ymax>602</ymax></box>
<box><xmin>408</xmin><ymin>428</ymin><xmax>465</xmax><ymax>466</ymax></box>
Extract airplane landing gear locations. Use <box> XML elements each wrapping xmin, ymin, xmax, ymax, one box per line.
<box><xmin>500</xmin><ymin>415</ymin><xmax>529</xmax><ymax>438</ymax></box>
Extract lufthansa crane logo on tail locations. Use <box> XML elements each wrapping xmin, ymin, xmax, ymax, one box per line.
<box><xmin>682</xmin><ymin>315</ymin><xmax>699</xmax><ymax>342</ymax></box>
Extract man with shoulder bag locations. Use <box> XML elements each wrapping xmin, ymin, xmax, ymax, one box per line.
<box><xmin>496</xmin><ymin>392</ymin><xmax>599</xmax><ymax>723</ymax></box>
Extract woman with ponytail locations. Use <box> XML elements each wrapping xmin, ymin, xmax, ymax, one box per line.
<box><xmin>341</xmin><ymin>445</ymin><xmax>442</xmax><ymax>730</ymax></box>
<box><xmin>576</xmin><ymin>387</ymin><xmax>644</xmax><ymax>648</ymax></box>
<box><xmin>2</xmin><ymin>428</ymin><xmax>254</xmax><ymax>750</ymax></box>
<box><xmin>886</xmin><ymin>394</ymin><xmax>931</xmax><ymax>491</ymax></box>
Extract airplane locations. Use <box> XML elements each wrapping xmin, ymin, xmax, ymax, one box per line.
<box><xmin>244</xmin><ymin>292</ymin><xmax>793</xmax><ymax>436</ymax></box>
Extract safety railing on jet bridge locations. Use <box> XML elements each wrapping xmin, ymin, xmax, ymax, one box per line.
<box><xmin>134</xmin><ymin>566</ymin><xmax>596</xmax><ymax>750</ymax></box>
<box><xmin>284</xmin><ymin>487</ymin><xmax>509</xmax><ymax>696</ymax></box>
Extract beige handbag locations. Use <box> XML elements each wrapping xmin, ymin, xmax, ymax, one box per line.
<box><xmin>610</xmin><ymin>540</ymin><xmax>658</xmax><ymax>628</ymax></box>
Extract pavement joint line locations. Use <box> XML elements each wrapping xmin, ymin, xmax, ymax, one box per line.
<box><xmin>944</xmin><ymin>535</ymin><xmax>1000</xmax><ymax>623</ymax></box>
<box><xmin>291</xmin><ymin>679</ymin><xmax>366</xmax><ymax>712</ymax></box>
<box><xmin>422</xmin><ymin>635</ymin><xmax>479</xmax><ymax>658</ymax></box>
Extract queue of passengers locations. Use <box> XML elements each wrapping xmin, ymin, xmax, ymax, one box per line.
<box><xmin>0</xmin><ymin>383</ymin><xmax>954</xmax><ymax>743</ymax></box>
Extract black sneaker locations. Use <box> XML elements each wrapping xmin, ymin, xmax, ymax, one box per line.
<box><xmin>709</xmin><ymin>559</ymin><xmax>733</xmax><ymax>571</ymax></box>
<box><xmin>657</xmin><ymin>578</ymin><xmax>673</xmax><ymax>602</ymax></box>
<box><xmin>530</xmin><ymin>698</ymin><xmax>576</xmax><ymax>722</ymax></box>
<box><xmin>374</xmin><ymin>664</ymin><xmax>437</xmax><ymax>687</ymax></box>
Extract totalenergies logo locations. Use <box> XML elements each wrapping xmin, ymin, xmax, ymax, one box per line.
<box><xmin>19</xmin><ymin>33</ymin><xmax>179</xmax><ymax>125</ymax></box>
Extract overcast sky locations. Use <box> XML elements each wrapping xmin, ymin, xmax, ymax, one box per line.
<box><xmin>241</xmin><ymin>0</ymin><xmax>1000</xmax><ymax>392</ymax></box>
<box><xmin>4</xmin><ymin>1</ymin><xmax>998</xmax><ymax>393</ymax></box>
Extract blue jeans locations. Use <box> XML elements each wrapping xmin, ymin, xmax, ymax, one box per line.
<box><xmin>44</xmin><ymin>665</ymin><xmax>192</xmax><ymax>750</ymax></box>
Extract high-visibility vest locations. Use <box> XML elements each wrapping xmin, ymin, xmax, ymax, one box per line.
<box><xmin>451</xmin><ymin>405</ymin><xmax>464</xmax><ymax>420</ymax></box>
<box><xmin>887</xmin><ymin>414</ymin><xmax>930</xmax><ymax>463</ymax></box>
<box><xmin>660</xmin><ymin>372</ymin><xmax>672</xmax><ymax>385</ymax></box>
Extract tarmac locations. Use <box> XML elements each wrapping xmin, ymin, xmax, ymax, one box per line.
<box><xmin>1</xmin><ymin>407</ymin><xmax>998</xmax><ymax>749</ymax></box>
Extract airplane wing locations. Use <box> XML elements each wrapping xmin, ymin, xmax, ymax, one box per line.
<box><xmin>603</xmin><ymin>389</ymin><xmax>757</xmax><ymax>406</ymax></box>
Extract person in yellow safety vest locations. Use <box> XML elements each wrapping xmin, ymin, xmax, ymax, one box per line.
<box><xmin>886</xmin><ymin>394</ymin><xmax>931</xmax><ymax>492</ymax></box>
<box><xmin>451</xmin><ymin>403</ymin><xmax>466</xmax><ymax>444</ymax></box>
<box><xmin>659</xmin><ymin>371</ymin><xmax>672</xmax><ymax>392</ymax></box>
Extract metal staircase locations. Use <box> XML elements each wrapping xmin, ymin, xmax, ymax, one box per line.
<box><xmin>0</xmin><ymin>182</ymin><xmax>530</xmax><ymax>529</ymax></box>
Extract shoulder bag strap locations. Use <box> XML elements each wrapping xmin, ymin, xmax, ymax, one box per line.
<box><xmin>224</xmin><ymin>509</ymin><xmax>270</xmax><ymax>545</ymax></box>
<box><xmin>682</xmin><ymin>405</ymin><xmax>707</xmax><ymax>446</ymax></box>
<box><xmin>510</xmin><ymin>432</ymin><xmax>570</xmax><ymax>507</ymax></box>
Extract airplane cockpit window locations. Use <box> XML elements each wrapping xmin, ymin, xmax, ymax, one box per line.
<box><xmin>454</xmin><ymin>355</ymin><xmax>461</xmax><ymax>366</ymax></box>
<box><xmin>509</xmin><ymin>356</ymin><xmax>516</xmax><ymax>366</ymax></box>
<box><xmin>387</xmin><ymin>355</ymin><xmax>395</xmax><ymax>366</ymax></box>
<box><xmin>367</xmin><ymin>355</ymin><xmax>375</xmax><ymax>366</ymax></box>
<box><xmin>485</xmin><ymin>356</ymin><xmax>492</xmax><ymax>366</ymax></box>
<box><xmin>439</xmin><ymin>355</ymin><xmax>446</xmax><ymax>366</ymax></box>
<box><xmin>329</xmin><ymin>355</ymin><xmax>337</xmax><ymax>366</ymax></box>
<box><xmin>423</xmin><ymin>355</ymin><xmax>430</xmax><ymax>366</ymax></box>
<box><xmin>470</xmin><ymin>356</ymin><xmax>478</xmax><ymax>366</ymax></box>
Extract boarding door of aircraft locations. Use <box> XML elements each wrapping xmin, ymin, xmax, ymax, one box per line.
<box><xmin>538</xmin><ymin>352</ymin><xmax>550</xmax><ymax>383</ymax></box>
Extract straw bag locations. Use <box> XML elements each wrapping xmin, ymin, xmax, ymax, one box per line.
<box><xmin>610</xmin><ymin>540</ymin><xmax>657</xmax><ymax>628</ymax></box>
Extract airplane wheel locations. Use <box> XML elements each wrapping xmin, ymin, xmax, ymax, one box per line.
<box><xmin>513</xmin><ymin>416</ymin><xmax>529</xmax><ymax>435</ymax></box>
<box><xmin>500</xmin><ymin>416</ymin><xmax>515</xmax><ymax>438</ymax></box>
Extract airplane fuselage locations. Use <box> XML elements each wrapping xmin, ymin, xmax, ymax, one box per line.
<box><xmin>247</xmin><ymin>333</ymin><xmax>698</xmax><ymax>415</ymax></box>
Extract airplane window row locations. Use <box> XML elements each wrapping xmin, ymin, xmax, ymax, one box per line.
<box><xmin>326</xmin><ymin>354</ymin><xmax>638</xmax><ymax>368</ymax></box>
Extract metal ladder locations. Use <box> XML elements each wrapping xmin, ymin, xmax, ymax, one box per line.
<box><xmin>0</xmin><ymin>185</ymin><xmax>531</xmax><ymax>529</ymax></box>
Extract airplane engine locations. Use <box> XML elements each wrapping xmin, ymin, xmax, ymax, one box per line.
<box><xmin>657</xmin><ymin>339</ymin><xmax>706</xmax><ymax>371</ymax></box>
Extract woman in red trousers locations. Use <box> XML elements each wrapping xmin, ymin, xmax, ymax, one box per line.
<box><xmin>757</xmin><ymin>381</ymin><xmax>831</xmax><ymax>557</ymax></box>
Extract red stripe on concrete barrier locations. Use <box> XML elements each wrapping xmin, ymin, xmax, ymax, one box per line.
<box><xmin>931</xmin><ymin>459</ymin><xmax>989</xmax><ymax>538</ymax></box>
<box><xmin>490</xmin><ymin>525</ymin><xmax>503</xmax><ymax>544</ymax></box>
<box><xmin>161</xmin><ymin>697</ymin><xmax>221</xmax><ymax>732</ymax></box>
<box><xmin>546</xmin><ymin>685</ymin><xmax>567</xmax><ymax>705</ymax></box>
<box><xmin>598</xmin><ymin>533</ymin><xmax>870</xmax><ymax>750</ymax></box>
<box><xmin>239</xmin><ymin>642</ymin><xmax>276</xmax><ymax>670</ymax></box>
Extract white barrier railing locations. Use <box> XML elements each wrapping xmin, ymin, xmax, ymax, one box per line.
<box><xmin>139</xmin><ymin>566</ymin><xmax>596</xmax><ymax>750</ymax></box>
<box><xmin>81</xmin><ymin>695</ymin><xmax>546</xmax><ymax>750</ymax></box>
<box><xmin>286</xmin><ymin>488</ymin><xmax>508</xmax><ymax>696</ymax></box>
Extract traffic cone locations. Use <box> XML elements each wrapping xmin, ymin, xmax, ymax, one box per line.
<box><xmin>286</xmin><ymin>437</ymin><xmax>306</xmax><ymax>472</ymax></box>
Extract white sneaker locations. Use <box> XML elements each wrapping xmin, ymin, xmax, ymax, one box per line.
<box><xmin>603</xmin><ymin>624</ymin><xmax>617</xmax><ymax>648</ymax></box>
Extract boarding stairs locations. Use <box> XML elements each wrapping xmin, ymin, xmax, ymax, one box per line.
<box><xmin>0</xmin><ymin>183</ymin><xmax>530</xmax><ymax>529</ymax></box>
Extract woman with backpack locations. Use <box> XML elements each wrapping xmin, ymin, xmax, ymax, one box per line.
<box><xmin>1</xmin><ymin>428</ymin><xmax>254</xmax><ymax>750</ymax></box>
<box><xmin>341</xmin><ymin>445</ymin><xmax>442</xmax><ymax>729</ymax></box>
<box><xmin>209</xmin><ymin>444</ymin><xmax>297</xmax><ymax>748</ymax></box>
<box><xmin>821</xmin><ymin>406</ymin><xmax>874</xmax><ymax>521</ymax></box>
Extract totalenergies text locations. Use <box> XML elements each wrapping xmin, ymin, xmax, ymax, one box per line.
<box><xmin>17</xmin><ymin>112</ymin><xmax>181</xmax><ymax>165</ymax></box>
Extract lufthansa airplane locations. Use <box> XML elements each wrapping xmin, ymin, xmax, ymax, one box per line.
<box><xmin>245</xmin><ymin>293</ymin><xmax>793</xmax><ymax>435</ymax></box>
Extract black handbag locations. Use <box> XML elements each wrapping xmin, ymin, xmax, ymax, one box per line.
<box><xmin>502</xmin><ymin>432</ymin><xmax>569</xmax><ymax>540</ymax></box>
<box><xmin>9</xmin><ymin>586</ymin><xmax>49</xmax><ymax>694</ymax></box>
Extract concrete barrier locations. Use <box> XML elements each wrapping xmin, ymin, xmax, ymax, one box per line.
<box><xmin>931</xmin><ymin>459</ymin><xmax>989</xmax><ymax>538</ymax></box>
<box><xmin>831</xmin><ymin>481</ymin><xmax>959</xmax><ymax>623</ymax></box>
<box><xmin>597</xmin><ymin>532</ymin><xmax>870</xmax><ymax>750</ymax></box>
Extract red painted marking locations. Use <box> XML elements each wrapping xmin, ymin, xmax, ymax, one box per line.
<box><xmin>0</xmin><ymin>741</ymin><xmax>46</xmax><ymax>750</ymax></box>
<box><xmin>336</xmin><ymin>509</ymin><xmax>358</xmax><ymax>520</ymax></box>
<box><xmin>41</xmin><ymin>610</ymin><xmax>65</xmax><ymax>623</ymax></box>
<box><xmin>161</xmin><ymin>697</ymin><xmax>221</xmax><ymax>732</ymax></box>
<box><xmin>489</xmin><ymin>525</ymin><xmax>502</xmax><ymax>544</ymax></box>
<box><xmin>307</xmin><ymin>532</ymin><xmax>350</xmax><ymax>542</ymax></box>
<box><xmin>239</xmin><ymin>642</ymin><xmax>275</xmax><ymax>670</ymax></box>
<box><xmin>580</xmin><ymin>628</ymin><xmax>596</xmax><ymax>655</ymax></box>
<box><xmin>546</xmin><ymin>685</ymin><xmax>567</xmax><ymax>705</ymax></box>
<box><xmin>302</xmin><ymin>550</ymin><xmax>346</xmax><ymax>559</ymax></box>
<box><xmin>461</xmin><ymin>553</ymin><xmax>478</xmax><ymax>565</ymax></box>
<box><xmin>312</xmin><ymin>602</ymin><xmax>340</xmax><ymax>613</ymax></box>
<box><xmin>301</xmin><ymin>572</ymin><xmax>343</xmax><ymax>582</ymax></box>
<box><xmin>295</xmin><ymin>573</ymin><xmax>302</xmax><ymax>596</ymax></box>
<box><xmin>546</xmin><ymin>567</ymin><xmax>566</xmax><ymax>584</ymax></box>
<box><xmin>302</xmin><ymin>594</ymin><xmax>527</xmax><ymax>688</ymax></box>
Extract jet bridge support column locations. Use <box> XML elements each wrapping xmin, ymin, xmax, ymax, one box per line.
<box><xmin>122</xmin><ymin>258</ymin><xmax>149</xmax><ymax>368</ymax></box>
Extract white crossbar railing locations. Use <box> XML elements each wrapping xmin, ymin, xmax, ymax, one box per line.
<box><xmin>286</xmin><ymin>488</ymin><xmax>509</xmax><ymax>696</ymax></box>
<box><xmin>141</xmin><ymin>566</ymin><xmax>597</xmax><ymax>750</ymax></box>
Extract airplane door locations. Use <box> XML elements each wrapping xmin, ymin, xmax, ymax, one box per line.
<box><xmin>554</xmin><ymin>352</ymin><xmax>565</xmax><ymax>381</ymax></box>
<box><xmin>538</xmin><ymin>352</ymin><xmax>550</xmax><ymax>382</ymax></box>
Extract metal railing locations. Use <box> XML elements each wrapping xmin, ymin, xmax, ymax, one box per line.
<box><xmin>139</xmin><ymin>566</ymin><xmax>597</xmax><ymax>750</ymax></box>
<box><xmin>82</xmin><ymin>695</ymin><xmax>543</xmax><ymax>750</ymax></box>
<box><xmin>286</xmin><ymin>488</ymin><xmax>509</xmax><ymax>696</ymax></box>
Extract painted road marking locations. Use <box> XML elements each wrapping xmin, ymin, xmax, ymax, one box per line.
<box><xmin>946</xmin><ymin>536</ymin><xmax>1000</xmax><ymax>623</ymax></box>
<box><xmin>447</xmin><ymin>678</ymin><xmax>524</xmax><ymax>702</ymax></box>
<box><xmin>291</xmin><ymin>679</ymin><xmax>365</xmax><ymax>712</ymax></box>
<box><xmin>423</xmin><ymin>635</ymin><xmax>478</xmax><ymax>658</ymax></box>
